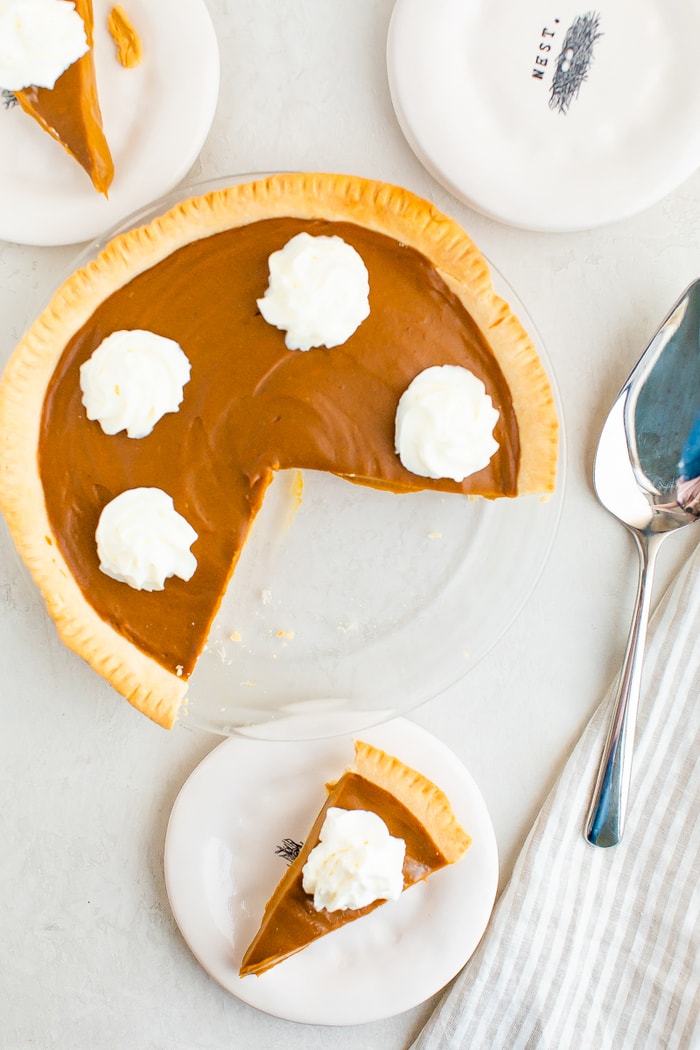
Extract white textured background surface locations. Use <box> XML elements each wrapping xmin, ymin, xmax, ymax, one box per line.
<box><xmin>1</xmin><ymin>2</ymin><xmax>700</xmax><ymax>1047</ymax></box>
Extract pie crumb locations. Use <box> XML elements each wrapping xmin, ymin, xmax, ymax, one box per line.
<box><xmin>108</xmin><ymin>5</ymin><xmax>143</xmax><ymax>68</ymax></box>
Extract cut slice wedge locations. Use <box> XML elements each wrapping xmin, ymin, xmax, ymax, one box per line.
<box><xmin>239</xmin><ymin>739</ymin><xmax>471</xmax><ymax>977</ymax></box>
<box><xmin>15</xmin><ymin>0</ymin><xmax>114</xmax><ymax>195</ymax></box>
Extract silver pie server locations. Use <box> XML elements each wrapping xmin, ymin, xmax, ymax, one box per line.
<box><xmin>585</xmin><ymin>279</ymin><xmax>700</xmax><ymax>847</ymax></box>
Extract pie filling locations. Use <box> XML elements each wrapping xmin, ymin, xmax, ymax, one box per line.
<box><xmin>39</xmin><ymin>217</ymin><xmax>520</xmax><ymax>678</ymax></box>
<box><xmin>239</xmin><ymin>770</ymin><xmax>450</xmax><ymax>977</ymax></box>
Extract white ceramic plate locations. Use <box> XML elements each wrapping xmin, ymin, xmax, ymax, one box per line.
<box><xmin>0</xmin><ymin>0</ymin><xmax>219</xmax><ymax>246</ymax></box>
<box><xmin>164</xmin><ymin>718</ymin><xmax>499</xmax><ymax>1025</ymax></box>
<box><xmin>388</xmin><ymin>0</ymin><xmax>700</xmax><ymax>231</ymax></box>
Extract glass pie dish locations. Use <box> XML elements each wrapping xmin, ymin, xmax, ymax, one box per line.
<box><xmin>15</xmin><ymin>174</ymin><xmax>566</xmax><ymax>740</ymax></box>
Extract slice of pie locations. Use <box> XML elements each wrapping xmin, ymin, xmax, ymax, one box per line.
<box><xmin>0</xmin><ymin>173</ymin><xmax>558</xmax><ymax>727</ymax></box>
<box><xmin>15</xmin><ymin>0</ymin><xmax>114</xmax><ymax>195</ymax></box>
<box><xmin>239</xmin><ymin>739</ymin><xmax>471</xmax><ymax>977</ymax></box>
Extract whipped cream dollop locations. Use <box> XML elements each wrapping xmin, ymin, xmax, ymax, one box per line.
<box><xmin>257</xmin><ymin>232</ymin><xmax>370</xmax><ymax>351</ymax></box>
<box><xmin>301</xmin><ymin>807</ymin><xmax>405</xmax><ymax>912</ymax></box>
<box><xmin>79</xmin><ymin>329</ymin><xmax>191</xmax><ymax>439</ymax></box>
<box><xmin>0</xmin><ymin>0</ymin><xmax>88</xmax><ymax>91</ymax></box>
<box><xmin>96</xmin><ymin>488</ymin><xmax>198</xmax><ymax>592</ymax></box>
<box><xmin>395</xmin><ymin>364</ymin><xmax>500</xmax><ymax>482</ymax></box>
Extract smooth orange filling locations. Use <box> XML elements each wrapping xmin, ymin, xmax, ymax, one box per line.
<box><xmin>39</xmin><ymin>217</ymin><xmax>519</xmax><ymax>676</ymax></box>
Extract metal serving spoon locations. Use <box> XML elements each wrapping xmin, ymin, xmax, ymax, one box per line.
<box><xmin>585</xmin><ymin>279</ymin><xmax>700</xmax><ymax>847</ymax></box>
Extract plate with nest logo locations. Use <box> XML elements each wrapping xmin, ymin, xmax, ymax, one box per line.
<box><xmin>164</xmin><ymin>718</ymin><xmax>499</xmax><ymax>1025</ymax></box>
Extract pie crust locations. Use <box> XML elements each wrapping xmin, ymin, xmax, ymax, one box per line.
<box><xmin>0</xmin><ymin>173</ymin><xmax>558</xmax><ymax>728</ymax></box>
<box><xmin>239</xmin><ymin>739</ymin><xmax>472</xmax><ymax>977</ymax></box>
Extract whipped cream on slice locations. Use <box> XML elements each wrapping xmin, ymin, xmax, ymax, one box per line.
<box><xmin>301</xmin><ymin>807</ymin><xmax>405</xmax><ymax>912</ymax></box>
<box><xmin>257</xmin><ymin>232</ymin><xmax>370</xmax><ymax>351</ymax></box>
<box><xmin>0</xmin><ymin>0</ymin><xmax>88</xmax><ymax>91</ymax></box>
<box><xmin>80</xmin><ymin>329</ymin><xmax>191</xmax><ymax>439</ymax></box>
<box><xmin>96</xmin><ymin>488</ymin><xmax>198</xmax><ymax>592</ymax></box>
<box><xmin>395</xmin><ymin>364</ymin><xmax>500</xmax><ymax>482</ymax></box>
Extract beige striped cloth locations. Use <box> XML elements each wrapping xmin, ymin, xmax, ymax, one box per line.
<box><xmin>412</xmin><ymin>543</ymin><xmax>700</xmax><ymax>1050</ymax></box>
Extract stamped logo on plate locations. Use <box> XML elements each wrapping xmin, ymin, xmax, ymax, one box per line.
<box><xmin>532</xmin><ymin>12</ymin><xmax>603</xmax><ymax>113</ymax></box>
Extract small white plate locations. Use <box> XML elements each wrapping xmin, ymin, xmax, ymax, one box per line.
<box><xmin>0</xmin><ymin>0</ymin><xmax>219</xmax><ymax>246</ymax></box>
<box><xmin>164</xmin><ymin>718</ymin><xmax>498</xmax><ymax>1025</ymax></box>
<box><xmin>388</xmin><ymin>0</ymin><xmax>700</xmax><ymax>231</ymax></box>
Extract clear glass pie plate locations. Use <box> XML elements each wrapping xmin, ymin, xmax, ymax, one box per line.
<box><xmin>56</xmin><ymin>175</ymin><xmax>566</xmax><ymax>740</ymax></box>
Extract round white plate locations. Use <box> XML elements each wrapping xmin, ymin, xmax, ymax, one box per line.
<box><xmin>0</xmin><ymin>0</ymin><xmax>219</xmax><ymax>246</ymax></box>
<box><xmin>387</xmin><ymin>0</ymin><xmax>700</xmax><ymax>232</ymax></box>
<box><xmin>164</xmin><ymin>718</ymin><xmax>498</xmax><ymax>1025</ymax></box>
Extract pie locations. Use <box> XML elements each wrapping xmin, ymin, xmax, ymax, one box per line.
<box><xmin>15</xmin><ymin>0</ymin><xmax>114</xmax><ymax>195</ymax></box>
<box><xmin>0</xmin><ymin>173</ymin><xmax>558</xmax><ymax>728</ymax></box>
<box><xmin>239</xmin><ymin>738</ymin><xmax>471</xmax><ymax>977</ymax></box>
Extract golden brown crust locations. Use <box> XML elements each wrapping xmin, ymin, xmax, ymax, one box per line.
<box><xmin>0</xmin><ymin>173</ymin><xmax>558</xmax><ymax>728</ymax></box>
<box><xmin>352</xmin><ymin>740</ymin><xmax>471</xmax><ymax>862</ymax></box>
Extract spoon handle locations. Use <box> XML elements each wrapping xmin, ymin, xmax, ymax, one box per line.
<box><xmin>584</xmin><ymin>530</ymin><xmax>662</xmax><ymax>847</ymax></box>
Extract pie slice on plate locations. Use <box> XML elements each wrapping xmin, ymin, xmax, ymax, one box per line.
<box><xmin>239</xmin><ymin>738</ymin><xmax>472</xmax><ymax>977</ymax></box>
<box><xmin>0</xmin><ymin>172</ymin><xmax>558</xmax><ymax>728</ymax></box>
<box><xmin>15</xmin><ymin>0</ymin><xmax>114</xmax><ymax>195</ymax></box>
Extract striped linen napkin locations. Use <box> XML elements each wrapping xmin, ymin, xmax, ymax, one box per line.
<box><xmin>412</xmin><ymin>543</ymin><xmax>700</xmax><ymax>1050</ymax></box>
